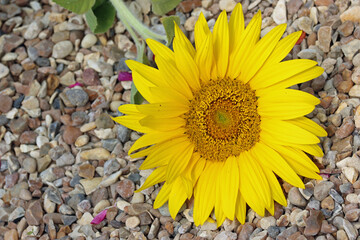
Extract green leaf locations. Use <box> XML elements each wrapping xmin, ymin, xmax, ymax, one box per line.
<box><xmin>131</xmin><ymin>83</ymin><xmax>144</xmax><ymax>104</ymax></box>
<box><xmin>85</xmin><ymin>1</ymin><xmax>116</xmax><ymax>34</ymax></box>
<box><xmin>53</xmin><ymin>0</ymin><xmax>96</xmax><ymax>14</ymax></box>
<box><xmin>161</xmin><ymin>16</ymin><xmax>180</xmax><ymax>45</ymax></box>
<box><xmin>92</xmin><ymin>0</ymin><xmax>106</xmax><ymax>9</ymax></box>
<box><xmin>151</xmin><ymin>0</ymin><xmax>181</xmax><ymax>15</ymax></box>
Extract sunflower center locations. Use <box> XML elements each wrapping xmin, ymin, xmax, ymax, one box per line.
<box><xmin>184</xmin><ymin>78</ymin><xmax>261</xmax><ymax>162</ymax></box>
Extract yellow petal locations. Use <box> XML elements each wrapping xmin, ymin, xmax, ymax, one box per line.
<box><xmin>136</xmin><ymin>102</ymin><xmax>189</xmax><ymax>118</ymax></box>
<box><xmin>166</xmin><ymin>142</ymin><xmax>194</xmax><ymax>183</ymax></box>
<box><xmin>195</xmin><ymin>34</ymin><xmax>214</xmax><ymax>84</ymax></box>
<box><xmin>227</xmin><ymin>11</ymin><xmax>261</xmax><ymax>79</ymax></box>
<box><xmin>215</xmin><ymin>164</ymin><xmax>226</xmax><ymax>226</ymax></box>
<box><xmin>259</xmin><ymin>89</ymin><xmax>320</xmax><ymax>105</ymax></box>
<box><xmin>154</xmin><ymin>182</ymin><xmax>172</xmax><ymax>209</ymax></box>
<box><xmin>240</xmin><ymin>24</ymin><xmax>287</xmax><ymax>83</ymax></box>
<box><xmin>262</xmin><ymin>168</ymin><xmax>287</xmax><ymax>206</ymax></box>
<box><xmin>264</xmin><ymin>31</ymin><xmax>302</xmax><ymax>65</ymax></box>
<box><xmin>191</xmin><ymin>157</ymin><xmax>206</xmax><ymax>184</ymax></box>
<box><xmin>112</xmin><ymin>115</ymin><xmax>151</xmax><ymax>133</ymax></box>
<box><xmin>235</xmin><ymin>193</ymin><xmax>246</xmax><ymax>224</ymax></box>
<box><xmin>212</xmin><ymin>10</ymin><xmax>229</xmax><ymax>79</ymax></box>
<box><xmin>139</xmin><ymin>137</ymin><xmax>188</xmax><ymax>170</ymax></box>
<box><xmin>168</xmin><ymin>178</ymin><xmax>188</xmax><ymax>219</ymax></box>
<box><xmin>238</xmin><ymin>153</ymin><xmax>270</xmax><ymax>216</ymax></box>
<box><xmin>229</xmin><ymin>3</ymin><xmax>244</xmax><ymax>53</ymax></box>
<box><xmin>174</xmin><ymin>38</ymin><xmax>201</xmax><ymax>91</ymax></box>
<box><xmin>252</xmin><ymin>142</ymin><xmax>305</xmax><ymax>188</ymax></box>
<box><xmin>220</xmin><ymin>156</ymin><xmax>239</xmax><ymax>220</ymax></box>
<box><xmin>194</xmin><ymin>161</ymin><xmax>217</xmax><ymax>225</ymax></box>
<box><xmin>128</xmin><ymin>128</ymin><xmax>186</xmax><ymax>155</ymax></box>
<box><xmin>286</xmin><ymin>117</ymin><xmax>327</xmax><ymax>137</ymax></box>
<box><xmin>261</xmin><ymin>118</ymin><xmax>320</xmax><ymax>145</ymax></box>
<box><xmin>139</xmin><ymin>116</ymin><xmax>185</xmax><ymax>132</ymax></box>
<box><xmin>136</xmin><ymin>166</ymin><xmax>166</xmax><ymax>192</ymax></box>
<box><xmin>250</xmin><ymin>59</ymin><xmax>318</xmax><ymax>90</ymax></box>
<box><xmin>173</xmin><ymin>23</ymin><xmax>196</xmax><ymax>58</ymax></box>
<box><xmin>286</xmin><ymin>143</ymin><xmax>324</xmax><ymax>157</ymax></box>
<box><xmin>181</xmin><ymin>176</ymin><xmax>193</xmax><ymax>199</ymax></box>
<box><xmin>258</xmin><ymin>102</ymin><xmax>315</xmax><ymax>120</ymax></box>
<box><xmin>194</xmin><ymin>12</ymin><xmax>211</xmax><ymax>50</ymax></box>
<box><xmin>118</xmin><ymin>104</ymin><xmax>140</xmax><ymax>115</ymax></box>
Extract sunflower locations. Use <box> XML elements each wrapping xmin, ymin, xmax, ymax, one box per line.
<box><xmin>113</xmin><ymin>3</ymin><xmax>327</xmax><ymax>226</ymax></box>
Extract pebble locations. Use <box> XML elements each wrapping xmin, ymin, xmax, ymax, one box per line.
<box><xmin>219</xmin><ymin>0</ymin><xmax>236</xmax><ymax>12</ymax></box>
<box><xmin>81</xmin><ymin>34</ymin><xmax>97</xmax><ymax>48</ymax></box>
<box><xmin>116</xmin><ymin>179</ymin><xmax>135</xmax><ymax>199</ymax></box>
<box><xmin>65</xmin><ymin>89</ymin><xmax>89</xmax><ymax>107</ymax></box>
<box><xmin>56</xmin><ymin>152</ymin><xmax>75</xmax><ymax>167</ymax></box>
<box><xmin>340</xmin><ymin>6</ymin><xmax>360</xmax><ymax>23</ymax></box>
<box><xmin>272</xmin><ymin>0</ymin><xmax>287</xmax><ymax>24</ymax></box>
<box><xmin>63</xmin><ymin>126</ymin><xmax>82</xmax><ymax>145</ymax></box>
<box><xmin>52</xmin><ymin>40</ymin><xmax>73</xmax><ymax>58</ymax></box>
<box><xmin>23</xmin><ymin>157</ymin><xmax>36</xmax><ymax>173</ymax></box>
<box><xmin>126</xmin><ymin>216</ymin><xmax>141</xmax><ymax>228</ymax></box>
<box><xmin>288</xmin><ymin>187</ymin><xmax>307</xmax><ymax>207</ymax></box>
<box><xmin>0</xmin><ymin>63</ymin><xmax>10</xmax><ymax>79</ymax></box>
<box><xmin>80</xmin><ymin>148</ymin><xmax>110</xmax><ymax>160</ymax></box>
<box><xmin>0</xmin><ymin>95</ymin><xmax>13</xmax><ymax>113</ymax></box>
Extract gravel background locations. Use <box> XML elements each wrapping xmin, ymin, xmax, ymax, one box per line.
<box><xmin>1</xmin><ymin>0</ymin><xmax>360</xmax><ymax>239</ymax></box>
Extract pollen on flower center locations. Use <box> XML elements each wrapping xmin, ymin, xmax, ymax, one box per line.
<box><xmin>184</xmin><ymin>78</ymin><xmax>261</xmax><ymax>162</ymax></box>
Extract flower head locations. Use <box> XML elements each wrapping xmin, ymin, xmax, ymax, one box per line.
<box><xmin>113</xmin><ymin>4</ymin><xmax>326</xmax><ymax>226</ymax></box>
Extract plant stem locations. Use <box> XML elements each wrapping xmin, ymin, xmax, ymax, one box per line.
<box><xmin>110</xmin><ymin>0</ymin><xmax>167</xmax><ymax>43</ymax></box>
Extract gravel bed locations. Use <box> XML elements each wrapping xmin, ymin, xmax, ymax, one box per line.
<box><xmin>1</xmin><ymin>0</ymin><xmax>360</xmax><ymax>239</ymax></box>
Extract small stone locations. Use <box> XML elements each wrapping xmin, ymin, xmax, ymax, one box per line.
<box><xmin>125</xmin><ymin>216</ymin><xmax>140</xmax><ymax>228</ymax></box>
<box><xmin>314</xmin><ymin>181</ymin><xmax>334</xmax><ymax>201</ymax></box>
<box><xmin>214</xmin><ymin>231</ymin><xmax>237</xmax><ymax>240</ymax></box>
<box><xmin>272</xmin><ymin>0</ymin><xmax>287</xmax><ymax>24</ymax></box>
<box><xmin>321</xmin><ymin>196</ymin><xmax>335</xmax><ymax>210</ymax></box>
<box><xmin>95</xmin><ymin>113</ymin><xmax>114</xmax><ymax>129</ymax></box>
<box><xmin>349</xmin><ymin>85</ymin><xmax>360</xmax><ymax>97</ymax></box>
<box><xmin>342</xmin><ymin>39</ymin><xmax>360</xmax><ymax>60</ymax></box>
<box><xmin>4</xmin><ymin>229</ymin><xmax>18</xmax><ymax>240</ymax></box>
<box><xmin>335</xmin><ymin>117</ymin><xmax>355</xmax><ymax>139</ymax></box>
<box><xmin>317</xmin><ymin>26</ymin><xmax>332</xmax><ymax>52</ymax></box>
<box><xmin>259</xmin><ymin>216</ymin><xmax>276</xmax><ymax>230</ymax></box>
<box><xmin>288</xmin><ymin>187</ymin><xmax>307</xmax><ymax>207</ymax></box>
<box><xmin>60</xmin><ymin>72</ymin><xmax>75</xmax><ymax>86</ymax></box>
<box><xmin>9</xmin><ymin>118</ymin><xmax>28</xmax><ymax>134</ymax></box>
<box><xmin>25</xmin><ymin>200</ymin><xmax>43</xmax><ymax>225</ymax></box>
<box><xmin>219</xmin><ymin>0</ymin><xmax>236</xmax><ymax>12</ymax></box>
<box><xmin>287</xmin><ymin>0</ymin><xmax>303</xmax><ymax>15</ymax></box>
<box><xmin>24</xmin><ymin>20</ymin><xmax>43</xmax><ymax>40</ymax></box>
<box><xmin>333</xmin><ymin>216</ymin><xmax>358</xmax><ymax>240</ymax></box>
<box><xmin>304</xmin><ymin>210</ymin><xmax>324</xmax><ymax>236</ymax></box>
<box><xmin>116</xmin><ymin>179</ymin><xmax>135</xmax><ymax>199</ymax></box>
<box><xmin>80</xmin><ymin>177</ymin><xmax>102</xmax><ymax>195</ymax></box>
<box><xmin>79</xmin><ymin>163</ymin><xmax>95</xmax><ymax>179</ymax></box>
<box><xmin>297</xmin><ymin>17</ymin><xmax>313</xmax><ymax>34</ymax></box>
<box><xmin>81</xmin><ymin>34</ymin><xmax>97</xmax><ymax>48</ymax></box>
<box><xmin>80</xmin><ymin>148</ymin><xmax>110</xmax><ymax>160</ymax></box>
<box><xmin>338</xmin><ymin>21</ymin><xmax>354</xmax><ymax>37</ymax></box>
<box><xmin>345</xmin><ymin>209</ymin><xmax>360</xmax><ymax>222</ymax></box>
<box><xmin>63</xmin><ymin>126</ymin><xmax>82</xmax><ymax>145</ymax></box>
<box><xmin>104</xmin><ymin>158</ymin><xmax>121</xmax><ymax>175</ymax></box>
<box><xmin>82</xmin><ymin>68</ymin><xmax>100</xmax><ymax>86</ymax></box>
<box><xmin>340</xmin><ymin>6</ymin><xmax>360</xmax><ymax>23</ymax></box>
<box><xmin>65</xmin><ymin>89</ymin><xmax>89</xmax><ymax>107</ymax></box>
<box><xmin>93</xmin><ymin>199</ymin><xmax>110</xmax><ymax>214</ymax></box>
<box><xmin>0</xmin><ymin>95</ymin><xmax>13</xmax><ymax>113</ymax></box>
<box><xmin>148</xmin><ymin>218</ymin><xmax>160</xmax><ymax>239</ymax></box>
<box><xmin>52</xmin><ymin>41</ymin><xmax>73</xmax><ymax>58</ymax></box>
<box><xmin>342</xmin><ymin>167</ymin><xmax>359</xmax><ymax>183</ymax></box>
<box><xmin>75</xmin><ymin>135</ymin><xmax>89</xmax><ymax>147</ymax></box>
<box><xmin>19</xmin><ymin>189</ymin><xmax>32</xmax><ymax>200</ymax></box>
<box><xmin>23</xmin><ymin>157</ymin><xmax>36</xmax><ymax>173</ymax></box>
<box><xmin>56</xmin><ymin>152</ymin><xmax>75</xmax><ymax>167</ymax></box>
<box><xmin>34</xmin><ymin>40</ymin><xmax>54</xmax><ymax>58</ymax></box>
<box><xmin>78</xmin><ymin>212</ymin><xmax>93</xmax><ymax>225</ymax></box>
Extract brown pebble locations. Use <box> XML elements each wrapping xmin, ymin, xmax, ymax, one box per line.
<box><xmin>116</xmin><ymin>179</ymin><xmax>135</xmax><ymax>199</ymax></box>
<box><xmin>63</xmin><ymin>126</ymin><xmax>82</xmax><ymax>145</ymax></box>
<box><xmin>78</xmin><ymin>163</ymin><xmax>95</xmax><ymax>179</ymax></box>
<box><xmin>4</xmin><ymin>229</ymin><xmax>18</xmax><ymax>240</ymax></box>
<box><xmin>0</xmin><ymin>95</ymin><xmax>13</xmax><ymax>113</ymax></box>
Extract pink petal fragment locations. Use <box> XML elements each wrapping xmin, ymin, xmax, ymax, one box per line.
<box><xmin>69</xmin><ymin>82</ymin><xmax>83</xmax><ymax>88</ymax></box>
<box><xmin>118</xmin><ymin>72</ymin><xmax>132</xmax><ymax>81</ymax></box>
<box><xmin>91</xmin><ymin>209</ymin><xmax>108</xmax><ymax>225</ymax></box>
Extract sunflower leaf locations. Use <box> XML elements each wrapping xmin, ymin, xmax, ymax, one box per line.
<box><xmin>53</xmin><ymin>0</ymin><xmax>96</xmax><ymax>14</ymax></box>
<box><xmin>151</xmin><ymin>0</ymin><xmax>181</xmax><ymax>15</ymax></box>
<box><xmin>161</xmin><ymin>16</ymin><xmax>180</xmax><ymax>45</ymax></box>
<box><xmin>85</xmin><ymin>0</ymin><xmax>116</xmax><ymax>34</ymax></box>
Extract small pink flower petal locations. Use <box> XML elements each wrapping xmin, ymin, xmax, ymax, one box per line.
<box><xmin>69</xmin><ymin>82</ymin><xmax>83</xmax><ymax>88</ymax></box>
<box><xmin>118</xmin><ymin>72</ymin><xmax>132</xmax><ymax>81</ymax></box>
<box><xmin>91</xmin><ymin>209</ymin><xmax>108</xmax><ymax>225</ymax></box>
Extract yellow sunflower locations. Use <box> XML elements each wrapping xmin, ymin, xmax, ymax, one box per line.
<box><xmin>113</xmin><ymin>3</ymin><xmax>327</xmax><ymax>226</ymax></box>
